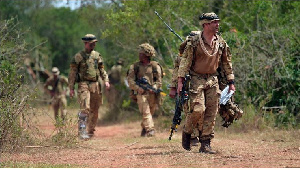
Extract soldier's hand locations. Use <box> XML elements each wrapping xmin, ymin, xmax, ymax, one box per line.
<box><xmin>105</xmin><ymin>82</ymin><xmax>110</xmax><ymax>90</ymax></box>
<box><xmin>138</xmin><ymin>87</ymin><xmax>144</xmax><ymax>95</ymax></box>
<box><xmin>229</xmin><ymin>84</ymin><xmax>235</xmax><ymax>93</ymax></box>
<box><xmin>149</xmin><ymin>89</ymin><xmax>155</xmax><ymax>94</ymax></box>
<box><xmin>177</xmin><ymin>81</ymin><xmax>183</xmax><ymax>94</ymax></box>
<box><xmin>169</xmin><ymin>87</ymin><xmax>176</xmax><ymax>98</ymax></box>
<box><xmin>70</xmin><ymin>89</ymin><xmax>75</xmax><ymax>98</ymax></box>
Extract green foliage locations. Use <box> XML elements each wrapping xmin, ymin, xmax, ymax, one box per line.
<box><xmin>0</xmin><ymin>0</ymin><xmax>299</xmax><ymax>135</ymax></box>
<box><xmin>0</xmin><ymin>18</ymin><xmax>33</xmax><ymax>152</ymax></box>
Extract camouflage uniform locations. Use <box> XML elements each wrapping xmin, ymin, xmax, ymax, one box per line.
<box><xmin>178</xmin><ymin>13</ymin><xmax>235</xmax><ymax>153</ymax></box>
<box><xmin>44</xmin><ymin>67</ymin><xmax>68</xmax><ymax>124</ymax></box>
<box><xmin>127</xmin><ymin>43</ymin><xmax>162</xmax><ymax>137</ymax></box>
<box><xmin>68</xmin><ymin>34</ymin><xmax>109</xmax><ymax>139</ymax></box>
<box><xmin>170</xmin><ymin>45</ymin><xmax>199</xmax><ymax>146</ymax></box>
<box><xmin>106</xmin><ymin>59</ymin><xmax>124</xmax><ymax>109</ymax></box>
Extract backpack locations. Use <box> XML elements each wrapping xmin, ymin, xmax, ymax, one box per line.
<box><xmin>128</xmin><ymin>61</ymin><xmax>164</xmax><ymax>103</ymax></box>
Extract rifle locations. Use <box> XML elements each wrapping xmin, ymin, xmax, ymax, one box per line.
<box><xmin>169</xmin><ymin>75</ymin><xmax>191</xmax><ymax>140</ymax></box>
<box><xmin>136</xmin><ymin>77</ymin><xmax>167</xmax><ymax>96</ymax></box>
<box><xmin>154</xmin><ymin>11</ymin><xmax>184</xmax><ymax>42</ymax></box>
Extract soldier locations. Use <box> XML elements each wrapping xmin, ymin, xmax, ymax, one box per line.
<box><xmin>177</xmin><ymin>12</ymin><xmax>236</xmax><ymax>154</ymax></box>
<box><xmin>106</xmin><ymin>58</ymin><xmax>124</xmax><ymax>109</ymax></box>
<box><xmin>127</xmin><ymin>43</ymin><xmax>163</xmax><ymax>137</ymax></box>
<box><xmin>68</xmin><ymin>34</ymin><xmax>110</xmax><ymax>140</ymax></box>
<box><xmin>44</xmin><ymin>67</ymin><xmax>68</xmax><ymax>125</ymax></box>
<box><xmin>169</xmin><ymin>50</ymin><xmax>200</xmax><ymax>146</ymax></box>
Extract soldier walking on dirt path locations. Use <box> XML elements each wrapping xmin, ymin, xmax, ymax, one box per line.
<box><xmin>127</xmin><ymin>43</ymin><xmax>163</xmax><ymax>137</ymax></box>
<box><xmin>44</xmin><ymin>67</ymin><xmax>69</xmax><ymax>125</ymax></box>
<box><xmin>68</xmin><ymin>34</ymin><xmax>110</xmax><ymax>140</ymax></box>
<box><xmin>177</xmin><ymin>12</ymin><xmax>236</xmax><ymax>154</ymax></box>
<box><xmin>106</xmin><ymin>58</ymin><xmax>125</xmax><ymax>110</ymax></box>
<box><xmin>169</xmin><ymin>46</ymin><xmax>200</xmax><ymax>147</ymax></box>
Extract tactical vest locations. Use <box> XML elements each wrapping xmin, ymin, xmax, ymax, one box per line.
<box><xmin>132</xmin><ymin>61</ymin><xmax>164</xmax><ymax>83</ymax></box>
<box><xmin>77</xmin><ymin>51</ymin><xmax>101</xmax><ymax>82</ymax></box>
<box><xmin>128</xmin><ymin>61</ymin><xmax>164</xmax><ymax>103</ymax></box>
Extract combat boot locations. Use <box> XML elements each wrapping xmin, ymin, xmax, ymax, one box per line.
<box><xmin>141</xmin><ymin>128</ymin><xmax>146</xmax><ymax>137</ymax></box>
<box><xmin>146</xmin><ymin>129</ymin><xmax>155</xmax><ymax>137</ymax></box>
<box><xmin>182</xmin><ymin>131</ymin><xmax>191</xmax><ymax>151</ymax></box>
<box><xmin>199</xmin><ymin>139</ymin><xmax>216</xmax><ymax>154</ymax></box>
<box><xmin>88</xmin><ymin>129</ymin><xmax>95</xmax><ymax>137</ymax></box>
<box><xmin>191</xmin><ymin>137</ymin><xmax>199</xmax><ymax>146</ymax></box>
<box><xmin>78</xmin><ymin>112</ymin><xmax>90</xmax><ymax>140</ymax></box>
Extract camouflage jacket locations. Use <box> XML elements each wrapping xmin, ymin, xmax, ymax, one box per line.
<box><xmin>44</xmin><ymin>75</ymin><xmax>68</xmax><ymax>96</ymax></box>
<box><xmin>127</xmin><ymin>61</ymin><xmax>162</xmax><ymax>92</ymax></box>
<box><xmin>68</xmin><ymin>50</ymin><xmax>109</xmax><ymax>90</ymax></box>
<box><xmin>178</xmin><ymin>31</ymin><xmax>234</xmax><ymax>81</ymax></box>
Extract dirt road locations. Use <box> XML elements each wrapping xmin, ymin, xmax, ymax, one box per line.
<box><xmin>3</xmin><ymin>117</ymin><xmax>300</xmax><ymax>168</ymax></box>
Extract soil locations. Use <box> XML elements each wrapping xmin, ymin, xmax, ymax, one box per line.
<box><xmin>2</xmin><ymin>107</ymin><xmax>300</xmax><ymax>168</ymax></box>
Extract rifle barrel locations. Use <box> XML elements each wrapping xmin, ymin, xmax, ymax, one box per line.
<box><xmin>154</xmin><ymin>10</ymin><xmax>184</xmax><ymax>42</ymax></box>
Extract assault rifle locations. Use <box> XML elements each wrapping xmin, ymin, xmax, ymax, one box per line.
<box><xmin>169</xmin><ymin>75</ymin><xmax>191</xmax><ymax>140</ymax></box>
<box><xmin>136</xmin><ymin>77</ymin><xmax>166</xmax><ymax>96</ymax></box>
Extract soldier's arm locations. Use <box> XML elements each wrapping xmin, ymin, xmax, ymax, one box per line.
<box><xmin>98</xmin><ymin>61</ymin><xmax>109</xmax><ymax>83</ymax></box>
<box><xmin>127</xmin><ymin>65</ymin><xmax>140</xmax><ymax>91</ymax></box>
<box><xmin>153</xmin><ymin>64</ymin><xmax>162</xmax><ymax>90</ymax></box>
<box><xmin>68</xmin><ymin>54</ymin><xmax>79</xmax><ymax>91</ymax></box>
<box><xmin>178</xmin><ymin>38</ymin><xmax>194</xmax><ymax>78</ymax></box>
<box><xmin>61</xmin><ymin>76</ymin><xmax>69</xmax><ymax>87</ymax></box>
<box><xmin>170</xmin><ymin>55</ymin><xmax>181</xmax><ymax>88</ymax></box>
<box><xmin>178</xmin><ymin>40</ymin><xmax>187</xmax><ymax>55</ymax></box>
<box><xmin>44</xmin><ymin>78</ymin><xmax>51</xmax><ymax>93</ymax></box>
<box><xmin>221</xmin><ymin>41</ymin><xmax>234</xmax><ymax>82</ymax></box>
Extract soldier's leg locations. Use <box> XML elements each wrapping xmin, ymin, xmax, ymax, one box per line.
<box><xmin>182</xmin><ymin>91</ymin><xmax>205</xmax><ymax>150</ymax></box>
<box><xmin>88</xmin><ymin>91</ymin><xmax>101</xmax><ymax>136</ymax></box>
<box><xmin>199</xmin><ymin>83</ymin><xmax>220</xmax><ymax>154</ymax></box>
<box><xmin>78</xmin><ymin>83</ymin><xmax>91</xmax><ymax>115</ymax></box>
<box><xmin>52</xmin><ymin>99</ymin><xmax>59</xmax><ymax>124</ymax></box>
<box><xmin>149</xmin><ymin>93</ymin><xmax>158</xmax><ymax>116</ymax></box>
<box><xmin>183</xmin><ymin>105</ymin><xmax>200</xmax><ymax>147</ymax></box>
<box><xmin>59</xmin><ymin>96</ymin><xmax>67</xmax><ymax>122</ymax></box>
<box><xmin>137</xmin><ymin>94</ymin><xmax>154</xmax><ymax>137</ymax></box>
<box><xmin>77</xmin><ymin>83</ymin><xmax>91</xmax><ymax>139</ymax></box>
<box><xmin>148</xmin><ymin>93</ymin><xmax>158</xmax><ymax>136</ymax></box>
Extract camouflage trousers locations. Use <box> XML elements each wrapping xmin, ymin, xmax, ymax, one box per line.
<box><xmin>183</xmin><ymin>75</ymin><xmax>220</xmax><ymax>141</ymax></box>
<box><xmin>137</xmin><ymin>92</ymin><xmax>158</xmax><ymax>132</ymax></box>
<box><xmin>52</xmin><ymin>94</ymin><xmax>67</xmax><ymax>122</ymax></box>
<box><xmin>77</xmin><ymin>81</ymin><xmax>102</xmax><ymax>133</ymax></box>
<box><xmin>105</xmin><ymin>84</ymin><xmax>122</xmax><ymax>109</ymax></box>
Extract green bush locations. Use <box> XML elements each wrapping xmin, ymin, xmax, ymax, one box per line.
<box><xmin>0</xmin><ymin>18</ymin><xmax>32</xmax><ymax>152</ymax></box>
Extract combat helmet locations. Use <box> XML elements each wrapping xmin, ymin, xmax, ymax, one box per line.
<box><xmin>52</xmin><ymin>67</ymin><xmax>60</xmax><ymax>75</ymax></box>
<box><xmin>82</xmin><ymin>34</ymin><xmax>98</xmax><ymax>43</ymax></box>
<box><xmin>199</xmin><ymin>12</ymin><xmax>220</xmax><ymax>26</ymax></box>
<box><xmin>138</xmin><ymin>43</ymin><xmax>156</xmax><ymax>57</ymax></box>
